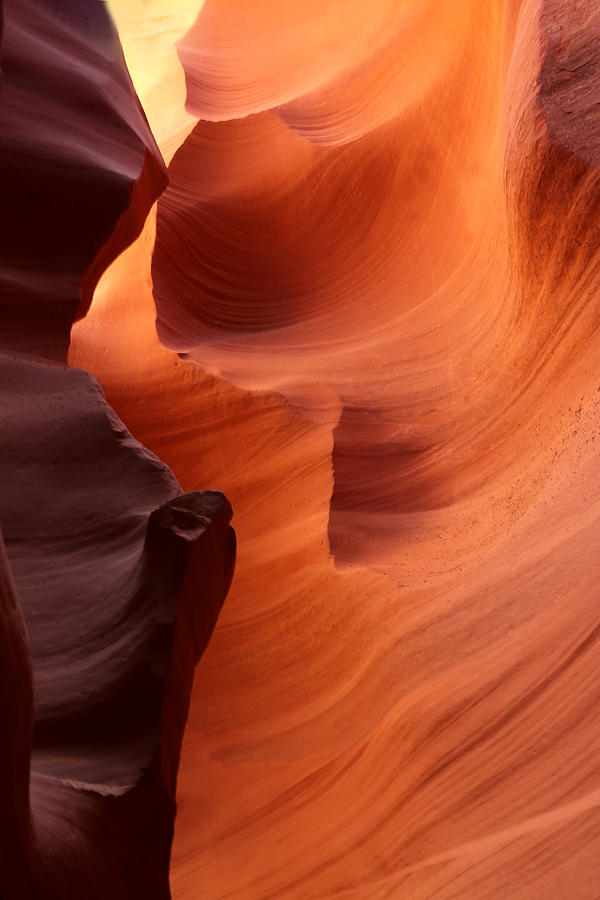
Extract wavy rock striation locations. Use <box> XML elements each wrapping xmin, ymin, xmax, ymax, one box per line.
<box><xmin>0</xmin><ymin>2</ymin><xmax>234</xmax><ymax>897</ymax></box>
<box><xmin>69</xmin><ymin>0</ymin><xmax>600</xmax><ymax>898</ymax></box>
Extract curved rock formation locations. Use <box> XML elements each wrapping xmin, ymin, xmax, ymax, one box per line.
<box><xmin>66</xmin><ymin>0</ymin><xmax>600</xmax><ymax>897</ymax></box>
<box><xmin>0</xmin><ymin>0</ymin><xmax>169</xmax><ymax>360</ymax></box>
<box><xmin>0</xmin><ymin>2</ymin><xmax>234</xmax><ymax>896</ymax></box>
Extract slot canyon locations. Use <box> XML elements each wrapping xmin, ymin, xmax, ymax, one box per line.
<box><xmin>2</xmin><ymin>0</ymin><xmax>600</xmax><ymax>897</ymax></box>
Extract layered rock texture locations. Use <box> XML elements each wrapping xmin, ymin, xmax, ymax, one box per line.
<box><xmin>4</xmin><ymin>0</ymin><xmax>600</xmax><ymax>897</ymax></box>
<box><xmin>0</xmin><ymin>2</ymin><xmax>234</xmax><ymax>897</ymax></box>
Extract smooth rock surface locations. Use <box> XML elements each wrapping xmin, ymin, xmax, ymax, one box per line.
<box><xmin>0</xmin><ymin>2</ymin><xmax>234</xmax><ymax>896</ymax></box>
<box><xmin>66</xmin><ymin>0</ymin><xmax>600</xmax><ymax>897</ymax></box>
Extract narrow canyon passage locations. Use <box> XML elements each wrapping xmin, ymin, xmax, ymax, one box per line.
<box><xmin>66</xmin><ymin>0</ymin><xmax>600</xmax><ymax>897</ymax></box>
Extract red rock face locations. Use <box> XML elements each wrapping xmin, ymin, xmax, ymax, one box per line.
<box><xmin>0</xmin><ymin>2</ymin><xmax>234</xmax><ymax>897</ymax></box>
<box><xmin>0</xmin><ymin>0</ymin><xmax>169</xmax><ymax>360</ymax></box>
<box><xmin>7</xmin><ymin>0</ymin><xmax>600</xmax><ymax>896</ymax></box>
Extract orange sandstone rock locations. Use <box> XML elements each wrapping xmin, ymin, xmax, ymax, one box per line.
<box><xmin>69</xmin><ymin>0</ymin><xmax>600</xmax><ymax>897</ymax></box>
